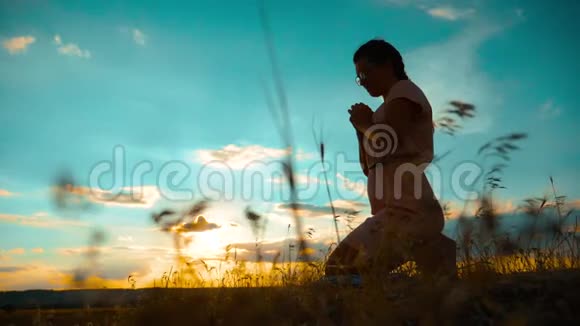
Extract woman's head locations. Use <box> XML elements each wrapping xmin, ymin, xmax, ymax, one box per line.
<box><xmin>353</xmin><ymin>38</ymin><xmax>409</xmax><ymax>97</ymax></box>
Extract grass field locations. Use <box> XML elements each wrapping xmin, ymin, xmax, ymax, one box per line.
<box><xmin>2</xmin><ymin>229</ymin><xmax>579</xmax><ymax>325</ymax></box>
<box><xmin>2</xmin><ymin>268</ymin><xmax>579</xmax><ymax>325</ymax></box>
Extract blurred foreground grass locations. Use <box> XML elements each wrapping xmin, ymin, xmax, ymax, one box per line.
<box><xmin>2</xmin><ymin>239</ymin><xmax>579</xmax><ymax>325</ymax></box>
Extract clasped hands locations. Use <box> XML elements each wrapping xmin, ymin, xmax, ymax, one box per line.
<box><xmin>348</xmin><ymin>102</ymin><xmax>373</xmax><ymax>133</ymax></box>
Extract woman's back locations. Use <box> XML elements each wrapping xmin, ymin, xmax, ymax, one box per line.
<box><xmin>364</xmin><ymin>79</ymin><xmax>444</xmax><ymax>236</ymax></box>
<box><xmin>371</xmin><ymin>79</ymin><xmax>435</xmax><ymax>166</ymax></box>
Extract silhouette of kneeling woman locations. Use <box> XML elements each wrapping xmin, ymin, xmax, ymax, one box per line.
<box><xmin>324</xmin><ymin>39</ymin><xmax>457</xmax><ymax>282</ymax></box>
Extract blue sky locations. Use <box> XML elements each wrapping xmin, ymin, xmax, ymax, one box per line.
<box><xmin>0</xmin><ymin>0</ymin><xmax>579</xmax><ymax>290</ymax></box>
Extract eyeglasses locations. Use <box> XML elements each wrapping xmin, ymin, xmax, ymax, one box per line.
<box><xmin>355</xmin><ymin>72</ymin><xmax>367</xmax><ymax>86</ymax></box>
<box><xmin>355</xmin><ymin>61</ymin><xmax>377</xmax><ymax>86</ymax></box>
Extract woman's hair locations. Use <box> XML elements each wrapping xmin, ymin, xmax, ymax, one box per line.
<box><xmin>353</xmin><ymin>38</ymin><xmax>409</xmax><ymax>80</ymax></box>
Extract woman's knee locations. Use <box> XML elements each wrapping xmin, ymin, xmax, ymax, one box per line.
<box><xmin>325</xmin><ymin>242</ymin><xmax>364</xmax><ymax>275</ymax></box>
<box><xmin>326</xmin><ymin>241</ymin><xmax>357</xmax><ymax>264</ymax></box>
<box><xmin>412</xmin><ymin>233</ymin><xmax>457</xmax><ymax>277</ymax></box>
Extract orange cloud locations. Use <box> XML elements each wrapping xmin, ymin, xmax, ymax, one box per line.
<box><xmin>0</xmin><ymin>212</ymin><xmax>88</xmax><ymax>229</ymax></box>
<box><xmin>3</xmin><ymin>35</ymin><xmax>35</xmax><ymax>54</ymax></box>
<box><xmin>0</xmin><ymin>189</ymin><xmax>14</xmax><ymax>197</ymax></box>
<box><xmin>7</xmin><ymin>248</ymin><xmax>25</xmax><ymax>255</ymax></box>
<box><xmin>58</xmin><ymin>274</ymin><xmax>132</xmax><ymax>289</ymax></box>
<box><xmin>31</xmin><ymin>248</ymin><xmax>44</xmax><ymax>254</ymax></box>
<box><xmin>0</xmin><ymin>253</ymin><xmax>10</xmax><ymax>261</ymax></box>
<box><xmin>0</xmin><ymin>248</ymin><xmax>172</xmax><ymax>290</ymax></box>
<box><xmin>569</xmin><ymin>199</ymin><xmax>580</xmax><ymax>210</ymax></box>
<box><xmin>328</xmin><ymin>199</ymin><xmax>368</xmax><ymax>211</ymax></box>
<box><xmin>172</xmin><ymin>215</ymin><xmax>220</xmax><ymax>233</ymax></box>
<box><xmin>443</xmin><ymin>198</ymin><xmax>517</xmax><ymax>219</ymax></box>
<box><xmin>0</xmin><ymin>264</ymin><xmax>133</xmax><ymax>291</ymax></box>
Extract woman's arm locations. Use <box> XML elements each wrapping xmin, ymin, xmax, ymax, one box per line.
<box><xmin>348</xmin><ymin>103</ymin><xmax>373</xmax><ymax>176</ymax></box>
<box><xmin>356</xmin><ymin>129</ymin><xmax>369</xmax><ymax>177</ymax></box>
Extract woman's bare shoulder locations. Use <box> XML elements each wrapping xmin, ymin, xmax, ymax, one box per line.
<box><xmin>386</xmin><ymin>80</ymin><xmax>431</xmax><ymax>114</ymax></box>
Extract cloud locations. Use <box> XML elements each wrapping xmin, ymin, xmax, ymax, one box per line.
<box><xmin>0</xmin><ymin>212</ymin><xmax>89</xmax><ymax>229</ymax></box>
<box><xmin>295</xmin><ymin>149</ymin><xmax>315</xmax><ymax>160</ymax></box>
<box><xmin>380</xmin><ymin>0</ymin><xmax>475</xmax><ymax>21</ymax></box>
<box><xmin>99</xmin><ymin>259</ymin><xmax>152</xmax><ymax>280</ymax></box>
<box><xmin>54</xmin><ymin>34</ymin><xmax>91</xmax><ymax>58</ymax></box>
<box><xmin>7</xmin><ymin>248</ymin><xmax>25</xmax><ymax>255</ymax></box>
<box><xmin>56</xmin><ymin>246</ymin><xmax>108</xmax><ymax>256</ymax></box>
<box><xmin>0</xmin><ymin>189</ymin><xmax>14</xmax><ymax>197</ymax></box>
<box><xmin>382</xmin><ymin>0</ymin><xmax>415</xmax><ymax>4</ymax></box>
<box><xmin>194</xmin><ymin>145</ymin><xmax>313</xmax><ymax>170</ymax></box>
<box><xmin>51</xmin><ymin>246</ymin><xmax>169</xmax><ymax>288</ymax></box>
<box><xmin>2</xmin><ymin>36</ymin><xmax>35</xmax><ymax>54</ymax></box>
<box><xmin>404</xmin><ymin>23</ymin><xmax>506</xmax><ymax>133</ymax></box>
<box><xmin>111</xmin><ymin>245</ymin><xmax>174</xmax><ymax>255</ymax></box>
<box><xmin>93</xmin><ymin>186</ymin><xmax>160</xmax><ymax>208</ymax></box>
<box><xmin>329</xmin><ymin>199</ymin><xmax>369</xmax><ymax>211</ymax></box>
<box><xmin>0</xmin><ymin>264</ymin><xmax>60</xmax><ymax>290</ymax></box>
<box><xmin>119</xmin><ymin>27</ymin><xmax>147</xmax><ymax>46</ymax></box>
<box><xmin>442</xmin><ymin>196</ymin><xmax>580</xmax><ymax>220</ymax></box>
<box><xmin>443</xmin><ymin>199</ymin><xmax>518</xmax><ymax>220</ymax></box>
<box><xmin>31</xmin><ymin>248</ymin><xmax>44</xmax><ymax>254</ymax></box>
<box><xmin>231</xmin><ymin>238</ymin><xmax>290</xmax><ymax>252</ymax></box>
<box><xmin>427</xmin><ymin>7</ymin><xmax>475</xmax><ymax>21</ymax></box>
<box><xmin>336</xmin><ymin>173</ymin><xmax>368</xmax><ymax>198</ymax></box>
<box><xmin>0</xmin><ymin>266</ymin><xmax>28</xmax><ymax>273</ymax></box>
<box><xmin>0</xmin><ymin>263</ymin><xmax>133</xmax><ymax>290</ymax></box>
<box><xmin>173</xmin><ymin>215</ymin><xmax>221</xmax><ymax>233</ymax></box>
<box><xmin>58</xmin><ymin>44</ymin><xmax>91</xmax><ymax>58</ymax></box>
<box><xmin>274</xmin><ymin>201</ymin><xmax>363</xmax><ymax>219</ymax></box>
<box><xmin>268</xmin><ymin>173</ymin><xmax>328</xmax><ymax>185</ymax></box>
<box><xmin>569</xmin><ymin>199</ymin><xmax>580</xmax><ymax>210</ymax></box>
<box><xmin>0</xmin><ymin>253</ymin><xmax>165</xmax><ymax>290</ymax></box>
<box><xmin>0</xmin><ymin>214</ymin><xmax>18</xmax><ymax>223</ymax></box>
<box><xmin>229</xmin><ymin>234</ymin><xmax>340</xmax><ymax>263</ymax></box>
<box><xmin>118</xmin><ymin>235</ymin><xmax>134</xmax><ymax>242</ymax></box>
<box><xmin>54</xmin><ymin>184</ymin><xmax>161</xmax><ymax>208</ymax></box>
<box><xmin>537</xmin><ymin>99</ymin><xmax>561</xmax><ymax>120</ymax></box>
<box><xmin>132</xmin><ymin>28</ymin><xmax>146</xmax><ymax>45</ymax></box>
